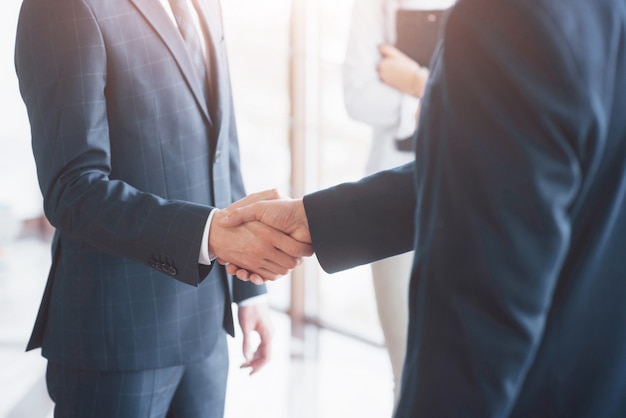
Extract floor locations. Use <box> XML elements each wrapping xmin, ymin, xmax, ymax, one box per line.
<box><xmin>0</xmin><ymin>235</ymin><xmax>53</xmax><ymax>418</ymax></box>
<box><xmin>0</xmin><ymin>236</ymin><xmax>394</xmax><ymax>418</ymax></box>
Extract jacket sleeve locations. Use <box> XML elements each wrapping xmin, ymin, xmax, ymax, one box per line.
<box><xmin>304</xmin><ymin>163</ymin><xmax>416</xmax><ymax>274</ymax></box>
<box><xmin>15</xmin><ymin>0</ymin><xmax>214</xmax><ymax>286</ymax></box>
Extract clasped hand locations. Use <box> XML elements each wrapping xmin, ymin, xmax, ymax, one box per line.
<box><xmin>208</xmin><ymin>189</ymin><xmax>312</xmax><ymax>284</ymax></box>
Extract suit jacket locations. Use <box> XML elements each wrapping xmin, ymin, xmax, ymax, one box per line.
<box><xmin>305</xmin><ymin>0</ymin><xmax>626</xmax><ymax>416</ymax></box>
<box><xmin>15</xmin><ymin>0</ymin><xmax>265</xmax><ymax>371</ymax></box>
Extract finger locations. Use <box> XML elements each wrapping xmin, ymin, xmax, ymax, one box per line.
<box><xmin>241</xmin><ymin>330</ymin><xmax>253</xmax><ymax>363</ymax></box>
<box><xmin>244</xmin><ymin>225</ymin><xmax>304</xmax><ymax>272</ymax></box>
<box><xmin>249</xmin><ymin>274</ymin><xmax>266</xmax><ymax>285</ymax></box>
<box><xmin>262</xmin><ymin>249</ymin><xmax>298</xmax><ymax>274</ymax></box>
<box><xmin>235</xmin><ymin>267</ymin><xmax>268</xmax><ymax>284</ymax></box>
<box><xmin>226</xmin><ymin>264</ymin><xmax>266</xmax><ymax>284</ymax></box>
<box><xmin>241</xmin><ymin>333</ymin><xmax>271</xmax><ymax>374</ymax></box>
<box><xmin>251</xmin><ymin>261</ymin><xmax>287</xmax><ymax>281</ymax></box>
<box><xmin>378</xmin><ymin>43</ymin><xmax>393</xmax><ymax>56</ymax></box>
<box><xmin>377</xmin><ymin>59</ymin><xmax>391</xmax><ymax>82</ymax></box>
<box><xmin>379</xmin><ymin>43</ymin><xmax>401</xmax><ymax>58</ymax></box>
<box><xmin>237</xmin><ymin>247</ymin><xmax>304</xmax><ymax>281</ymax></box>
<box><xmin>226</xmin><ymin>265</ymin><xmax>256</xmax><ymax>283</ymax></box>
<box><xmin>225</xmin><ymin>263</ymin><xmax>241</xmax><ymax>275</ymax></box>
<box><xmin>217</xmin><ymin>190</ymin><xmax>280</xmax><ymax>228</ymax></box>
<box><xmin>241</xmin><ymin>348</ymin><xmax>270</xmax><ymax>375</ymax></box>
<box><xmin>218</xmin><ymin>203</ymin><xmax>262</xmax><ymax>227</ymax></box>
<box><xmin>228</xmin><ymin>242</ymin><xmax>290</xmax><ymax>279</ymax></box>
<box><xmin>252</xmin><ymin>328</ymin><xmax>272</xmax><ymax>374</ymax></box>
<box><xmin>270</xmin><ymin>232</ymin><xmax>314</xmax><ymax>258</ymax></box>
<box><xmin>229</xmin><ymin>189</ymin><xmax>280</xmax><ymax>211</ymax></box>
<box><xmin>247</xmin><ymin>217</ymin><xmax>312</xmax><ymax>257</ymax></box>
<box><xmin>236</xmin><ymin>269</ymin><xmax>251</xmax><ymax>281</ymax></box>
<box><xmin>215</xmin><ymin>220</ymin><xmax>305</xmax><ymax>280</ymax></box>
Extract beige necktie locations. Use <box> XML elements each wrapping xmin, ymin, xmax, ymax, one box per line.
<box><xmin>168</xmin><ymin>0</ymin><xmax>210</xmax><ymax>101</ymax></box>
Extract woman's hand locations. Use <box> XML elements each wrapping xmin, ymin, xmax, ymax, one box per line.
<box><xmin>377</xmin><ymin>44</ymin><xmax>429</xmax><ymax>97</ymax></box>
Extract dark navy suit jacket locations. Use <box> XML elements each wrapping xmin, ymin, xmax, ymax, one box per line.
<box><xmin>305</xmin><ymin>0</ymin><xmax>626</xmax><ymax>416</ymax></box>
<box><xmin>15</xmin><ymin>0</ymin><xmax>265</xmax><ymax>371</ymax></box>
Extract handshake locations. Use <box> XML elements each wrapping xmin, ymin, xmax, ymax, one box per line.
<box><xmin>208</xmin><ymin>189</ymin><xmax>314</xmax><ymax>285</ymax></box>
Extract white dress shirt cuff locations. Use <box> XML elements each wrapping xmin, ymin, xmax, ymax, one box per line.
<box><xmin>199</xmin><ymin>209</ymin><xmax>217</xmax><ymax>265</ymax></box>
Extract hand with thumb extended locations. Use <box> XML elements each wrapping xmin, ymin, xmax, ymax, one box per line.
<box><xmin>218</xmin><ymin>196</ymin><xmax>312</xmax><ymax>244</ymax></box>
<box><xmin>209</xmin><ymin>190</ymin><xmax>312</xmax><ymax>284</ymax></box>
<box><xmin>377</xmin><ymin>44</ymin><xmax>429</xmax><ymax>97</ymax></box>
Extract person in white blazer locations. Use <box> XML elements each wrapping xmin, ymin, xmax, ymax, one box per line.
<box><xmin>342</xmin><ymin>0</ymin><xmax>455</xmax><ymax>411</ymax></box>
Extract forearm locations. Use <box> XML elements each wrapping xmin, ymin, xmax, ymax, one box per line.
<box><xmin>304</xmin><ymin>163</ymin><xmax>416</xmax><ymax>274</ymax></box>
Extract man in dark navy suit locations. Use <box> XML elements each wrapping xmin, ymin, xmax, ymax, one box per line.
<box><xmin>221</xmin><ymin>0</ymin><xmax>626</xmax><ymax>416</ymax></box>
<box><xmin>14</xmin><ymin>0</ymin><xmax>310</xmax><ymax>416</ymax></box>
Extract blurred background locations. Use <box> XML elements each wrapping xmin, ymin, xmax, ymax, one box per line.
<box><xmin>0</xmin><ymin>0</ymin><xmax>396</xmax><ymax>416</ymax></box>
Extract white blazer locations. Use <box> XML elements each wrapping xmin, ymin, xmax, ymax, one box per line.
<box><xmin>343</xmin><ymin>0</ymin><xmax>455</xmax><ymax>174</ymax></box>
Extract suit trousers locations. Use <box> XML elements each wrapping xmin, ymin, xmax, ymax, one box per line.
<box><xmin>46</xmin><ymin>332</ymin><xmax>229</xmax><ymax>418</ymax></box>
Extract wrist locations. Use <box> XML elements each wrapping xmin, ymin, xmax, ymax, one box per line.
<box><xmin>411</xmin><ymin>66</ymin><xmax>429</xmax><ymax>98</ymax></box>
<box><xmin>294</xmin><ymin>199</ymin><xmax>312</xmax><ymax>243</ymax></box>
<box><xmin>207</xmin><ymin>209</ymin><xmax>222</xmax><ymax>261</ymax></box>
<box><xmin>199</xmin><ymin>209</ymin><xmax>218</xmax><ymax>265</ymax></box>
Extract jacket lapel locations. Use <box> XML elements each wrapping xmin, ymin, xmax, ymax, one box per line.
<box><xmin>130</xmin><ymin>0</ymin><xmax>213</xmax><ymax>126</ymax></box>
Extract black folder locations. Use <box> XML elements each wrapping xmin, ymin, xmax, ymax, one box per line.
<box><xmin>395</xmin><ymin>9</ymin><xmax>447</xmax><ymax>68</ymax></box>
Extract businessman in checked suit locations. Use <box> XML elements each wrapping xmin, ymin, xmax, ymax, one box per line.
<box><xmin>14</xmin><ymin>0</ymin><xmax>310</xmax><ymax>416</ymax></box>
<box><xmin>221</xmin><ymin>0</ymin><xmax>626</xmax><ymax>416</ymax></box>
